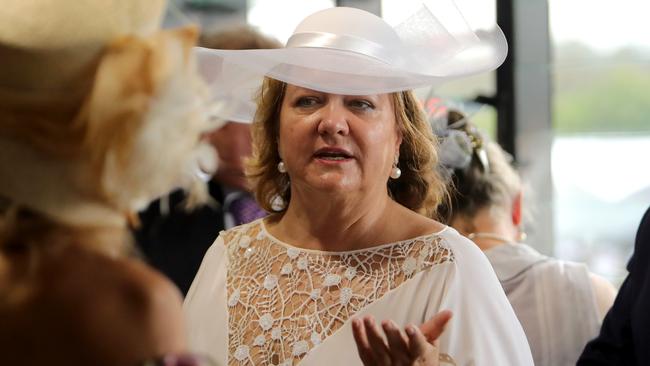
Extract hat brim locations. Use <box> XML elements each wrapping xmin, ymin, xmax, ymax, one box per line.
<box><xmin>196</xmin><ymin>7</ymin><xmax>507</xmax><ymax>123</ymax></box>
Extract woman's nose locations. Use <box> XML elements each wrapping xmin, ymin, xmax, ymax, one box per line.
<box><xmin>317</xmin><ymin>101</ymin><xmax>350</xmax><ymax>136</ymax></box>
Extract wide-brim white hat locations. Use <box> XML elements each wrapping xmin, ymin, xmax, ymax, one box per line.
<box><xmin>196</xmin><ymin>2</ymin><xmax>508</xmax><ymax>122</ymax></box>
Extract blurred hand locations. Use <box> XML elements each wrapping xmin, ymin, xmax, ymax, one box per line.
<box><xmin>352</xmin><ymin>310</ymin><xmax>453</xmax><ymax>366</ymax></box>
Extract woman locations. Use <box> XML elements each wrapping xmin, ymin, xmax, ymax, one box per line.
<box><xmin>185</xmin><ymin>5</ymin><xmax>533</xmax><ymax>366</ymax></box>
<box><xmin>0</xmin><ymin>1</ymin><xmax>217</xmax><ymax>365</ymax></box>
<box><xmin>434</xmin><ymin>110</ymin><xmax>617</xmax><ymax>366</ymax></box>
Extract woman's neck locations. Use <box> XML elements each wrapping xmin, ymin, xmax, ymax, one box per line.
<box><xmin>467</xmin><ymin>232</ymin><xmax>514</xmax><ymax>251</ymax></box>
<box><xmin>455</xmin><ymin>209</ymin><xmax>519</xmax><ymax>251</ymax></box>
<box><xmin>272</xmin><ymin>187</ymin><xmax>396</xmax><ymax>252</ymax></box>
<box><xmin>1</xmin><ymin>207</ymin><xmax>131</xmax><ymax>258</ymax></box>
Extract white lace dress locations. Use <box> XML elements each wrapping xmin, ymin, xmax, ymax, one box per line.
<box><xmin>183</xmin><ymin>219</ymin><xmax>533</xmax><ymax>366</ymax></box>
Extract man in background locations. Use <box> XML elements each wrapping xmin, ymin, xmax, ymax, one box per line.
<box><xmin>134</xmin><ymin>26</ymin><xmax>281</xmax><ymax>295</ymax></box>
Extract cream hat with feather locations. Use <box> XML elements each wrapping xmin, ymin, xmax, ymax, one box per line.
<box><xmin>0</xmin><ymin>0</ymin><xmax>215</xmax><ymax>227</ymax></box>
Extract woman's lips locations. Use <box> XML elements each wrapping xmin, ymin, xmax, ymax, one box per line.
<box><xmin>313</xmin><ymin>148</ymin><xmax>354</xmax><ymax>164</ymax></box>
<box><xmin>313</xmin><ymin>147</ymin><xmax>353</xmax><ymax>158</ymax></box>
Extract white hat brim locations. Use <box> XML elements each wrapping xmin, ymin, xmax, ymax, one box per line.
<box><xmin>196</xmin><ymin>5</ymin><xmax>508</xmax><ymax>122</ymax></box>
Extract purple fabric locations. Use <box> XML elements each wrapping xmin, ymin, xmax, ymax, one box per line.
<box><xmin>229</xmin><ymin>194</ymin><xmax>267</xmax><ymax>226</ymax></box>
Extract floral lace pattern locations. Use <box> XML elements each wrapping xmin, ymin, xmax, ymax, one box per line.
<box><xmin>224</xmin><ymin>220</ymin><xmax>454</xmax><ymax>365</ymax></box>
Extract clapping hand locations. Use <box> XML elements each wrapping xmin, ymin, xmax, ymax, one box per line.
<box><xmin>352</xmin><ymin>310</ymin><xmax>453</xmax><ymax>366</ymax></box>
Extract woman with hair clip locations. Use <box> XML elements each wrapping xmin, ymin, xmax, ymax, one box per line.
<box><xmin>0</xmin><ymin>1</ymin><xmax>219</xmax><ymax>365</ymax></box>
<box><xmin>185</xmin><ymin>4</ymin><xmax>533</xmax><ymax>366</ymax></box>
<box><xmin>434</xmin><ymin>110</ymin><xmax>617</xmax><ymax>366</ymax></box>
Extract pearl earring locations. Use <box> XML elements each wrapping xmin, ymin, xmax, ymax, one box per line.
<box><xmin>277</xmin><ymin>161</ymin><xmax>287</xmax><ymax>173</ymax></box>
<box><xmin>390</xmin><ymin>166</ymin><xmax>401</xmax><ymax>179</ymax></box>
<box><xmin>517</xmin><ymin>230</ymin><xmax>528</xmax><ymax>242</ymax></box>
<box><xmin>390</xmin><ymin>157</ymin><xmax>401</xmax><ymax>179</ymax></box>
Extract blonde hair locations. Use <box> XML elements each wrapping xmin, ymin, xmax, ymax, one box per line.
<box><xmin>247</xmin><ymin>78</ymin><xmax>448</xmax><ymax>218</ymax></box>
<box><xmin>435</xmin><ymin>114</ymin><xmax>522</xmax><ymax>224</ymax></box>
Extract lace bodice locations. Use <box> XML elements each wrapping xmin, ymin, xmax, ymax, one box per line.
<box><xmin>223</xmin><ymin>220</ymin><xmax>454</xmax><ymax>366</ymax></box>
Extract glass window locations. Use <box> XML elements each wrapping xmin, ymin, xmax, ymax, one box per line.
<box><xmin>550</xmin><ymin>0</ymin><xmax>650</xmax><ymax>286</ymax></box>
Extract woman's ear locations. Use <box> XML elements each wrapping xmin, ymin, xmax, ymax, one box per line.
<box><xmin>394</xmin><ymin>131</ymin><xmax>403</xmax><ymax>157</ymax></box>
<box><xmin>512</xmin><ymin>191</ymin><xmax>523</xmax><ymax>226</ymax></box>
<box><xmin>276</xmin><ymin>137</ymin><xmax>282</xmax><ymax>158</ymax></box>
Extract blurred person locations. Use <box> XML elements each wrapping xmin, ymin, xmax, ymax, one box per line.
<box><xmin>134</xmin><ymin>26</ymin><xmax>281</xmax><ymax>296</ymax></box>
<box><xmin>0</xmin><ymin>1</ymin><xmax>218</xmax><ymax>365</ymax></box>
<box><xmin>434</xmin><ymin>110</ymin><xmax>616</xmax><ymax>366</ymax></box>
<box><xmin>184</xmin><ymin>6</ymin><xmax>533</xmax><ymax>366</ymax></box>
<box><xmin>578</xmin><ymin>205</ymin><xmax>650</xmax><ymax>365</ymax></box>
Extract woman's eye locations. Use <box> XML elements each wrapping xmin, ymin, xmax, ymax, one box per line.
<box><xmin>349</xmin><ymin>100</ymin><xmax>374</xmax><ymax>111</ymax></box>
<box><xmin>295</xmin><ymin>97</ymin><xmax>320</xmax><ymax>108</ymax></box>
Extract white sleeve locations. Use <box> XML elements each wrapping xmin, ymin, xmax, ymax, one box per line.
<box><xmin>431</xmin><ymin>232</ymin><xmax>534</xmax><ymax>366</ymax></box>
<box><xmin>183</xmin><ymin>235</ymin><xmax>229</xmax><ymax>366</ymax></box>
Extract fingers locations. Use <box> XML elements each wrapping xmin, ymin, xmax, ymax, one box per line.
<box><xmin>382</xmin><ymin>320</ymin><xmax>411</xmax><ymax>365</ymax></box>
<box><xmin>406</xmin><ymin>324</ymin><xmax>435</xmax><ymax>361</ymax></box>
<box><xmin>352</xmin><ymin>318</ymin><xmax>373</xmax><ymax>365</ymax></box>
<box><xmin>352</xmin><ymin>316</ymin><xmax>391</xmax><ymax>365</ymax></box>
<box><xmin>353</xmin><ymin>313</ymin><xmax>452</xmax><ymax>366</ymax></box>
<box><xmin>364</xmin><ymin>316</ymin><xmax>391</xmax><ymax>365</ymax></box>
<box><xmin>419</xmin><ymin>310</ymin><xmax>453</xmax><ymax>343</ymax></box>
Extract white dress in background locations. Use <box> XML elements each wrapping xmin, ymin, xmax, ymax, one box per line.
<box><xmin>483</xmin><ymin>243</ymin><xmax>602</xmax><ymax>366</ymax></box>
<box><xmin>184</xmin><ymin>219</ymin><xmax>533</xmax><ymax>366</ymax></box>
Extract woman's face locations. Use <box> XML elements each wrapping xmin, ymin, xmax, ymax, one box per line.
<box><xmin>278</xmin><ymin>84</ymin><xmax>402</xmax><ymax>195</ymax></box>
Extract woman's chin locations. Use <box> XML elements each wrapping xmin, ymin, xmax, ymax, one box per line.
<box><xmin>305</xmin><ymin>173</ymin><xmax>358</xmax><ymax>193</ymax></box>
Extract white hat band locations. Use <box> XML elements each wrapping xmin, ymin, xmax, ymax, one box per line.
<box><xmin>286</xmin><ymin>31</ymin><xmax>396</xmax><ymax>65</ymax></box>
